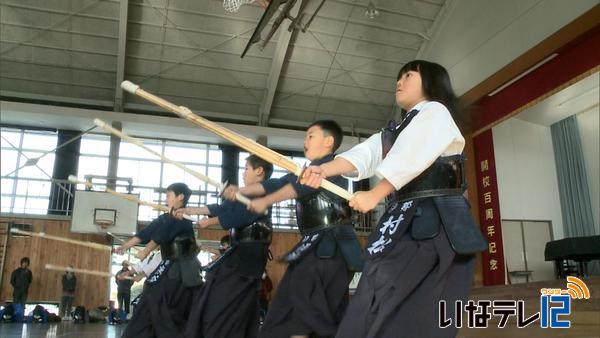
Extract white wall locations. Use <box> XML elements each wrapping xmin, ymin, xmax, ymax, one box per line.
<box><xmin>576</xmin><ymin>105</ymin><xmax>600</xmax><ymax>234</ymax></box>
<box><xmin>421</xmin><ymin>0</ymin><xmax>597</xmax><ymax>95</ymax></box>
<box><xmin>492</xmin><ymin>117</ymin><xmax>564</xmax><ymax>240</ymax></box>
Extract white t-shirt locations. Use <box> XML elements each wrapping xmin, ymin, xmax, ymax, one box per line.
<box><xmin>337</xmin><ymin>100</ymin><xmax>465</xmax><ymax>190</ymax></box>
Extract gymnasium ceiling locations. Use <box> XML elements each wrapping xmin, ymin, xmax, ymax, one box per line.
<box><xmin>0</xmin><ymin>0</ymin><xmax>446</xmax><ymax>135</ymax></box>
<box><xmin>0</xmin><ymin>0</ymin><xmax>597</xmax><ymax>137</ymax></box>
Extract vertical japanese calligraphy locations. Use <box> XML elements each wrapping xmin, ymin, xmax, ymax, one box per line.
<box><xmin>474</xmin><ymin>129</ymin><xmax>506</xmax><ymax>286</ymax></box>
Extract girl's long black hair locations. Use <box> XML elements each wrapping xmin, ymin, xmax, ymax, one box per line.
<box><xmin>397</xmin><ymin>60</ymin><xmax>460</xmax><ymax>118</ymax></box>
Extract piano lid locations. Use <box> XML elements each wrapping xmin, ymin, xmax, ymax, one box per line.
<box><xmin>544</xmin><ymin>235</ymin><xmax>600</xmax><ymax>261</ymax></box>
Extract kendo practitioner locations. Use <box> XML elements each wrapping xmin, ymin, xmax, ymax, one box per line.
<box><xmin>176</xmin><ymin>154</ymin><xmax>273</xmax><ymax>338</ymax></box>
<box><xmin>119</xmin><ymin>182</ymin><xmax>203</xmax><ymax>338</ymax></box>
<box><xmin>301</xmin><ymin>60</ymin><xmax>488</xmax><ymax>338</ymax></box>
<box><xmin>224</xmin><ymin>120</ymin><xmax>364</xmax><ymax>338</ymax></box>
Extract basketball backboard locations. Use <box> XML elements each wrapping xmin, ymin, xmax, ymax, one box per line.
<box><xmin>71</xmin><ymin>190</ymin><xmax>138</xmax><ymax>235</ymax></box>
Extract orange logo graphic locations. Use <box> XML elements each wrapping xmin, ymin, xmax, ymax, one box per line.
<box><xmin>563</xmin><ymin>276</ymin><xmax>590</xmax><ymax>300</ymax></box>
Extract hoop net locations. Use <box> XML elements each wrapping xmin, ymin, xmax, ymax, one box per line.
<box><xmin>223</xmin><ymin>0</ymin><xmax>255</xmax><ymax>13</ymax></box>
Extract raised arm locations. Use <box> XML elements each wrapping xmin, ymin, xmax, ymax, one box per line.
<box><xmin>301</xmin><ymin>133</ymin><xmax>382</xmax><ymax>188</ymax></box>
<box><xmin>174</xmin><ymin>206</ymin><xmax>210</xmax><ymax>219</ymax></box>
<box><xmin>136</xmin><ymin>240</ymin><xmax>158</xmax><ymax>260</ymax></box>
<box><xmin>198</xmin><ymin>217</ymin><xmax>220</xmax><ymax>229</ymax></box>
<box><xmin>223</xmin><ymin>183</ymin><xmax>267</xmax><ymax>201</ymax></box>
<box><xmin>300</xmin><ymin>157</ymin><xmax>357</xmax><ymax>188</ymax></box>
<box><xmin>248</xmin><ymin>184</ymin><xmax>297</xmax><ymax>214</ymax></box>
<box><xmin>115</xmin><ymin>236</ymin><xmax>142</xmax><ymax>254</ymax></box>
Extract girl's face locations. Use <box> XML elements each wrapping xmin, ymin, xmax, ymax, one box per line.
<box><xmin>395</xmin><ymin>70</ymin><xmax>426</xmax><ymax>110</ymax></box>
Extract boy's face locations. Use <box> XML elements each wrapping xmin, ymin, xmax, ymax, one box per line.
<box><xmin>243</xmin><ymin>162</ymin><xmax>263</xmax><ymax>186</ymax></box>
<box><xmin>304</xmin><ymin>125</ymin><xmax>334</xmax><ymax>161</ymax></box>
<box><xmin>21</xmin><ymin>262</ymin><xmax>29</xmax><ymax>268</ymax></box>
<box><xmin>166</xmin><ymin>191</ymin><xmax>184</xmax><ymax>209</ymax></box>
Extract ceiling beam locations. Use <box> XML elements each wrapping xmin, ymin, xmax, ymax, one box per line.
<box><xmin>0</xmin><ymin>90</ymin><xmax>114</xmax><ymax>108</ymax></box>
<box><xmin>113</xmin><ymin>0</ymin><xmax>129</xmax><ymax>112</ymax></box>
<box><xmin>123</xmin><ymin>103</ymin><xmax>259</xmax><ymax>124</ymax></box>
<box><xmin>416</xmin><ymin>0</ymin><xmax>456</xmax><ymax>59</ymax></box>
<box><xmin>258</xmin><ymin>4</ymin><xmax>301</xmax><ymax>127</ymax></box>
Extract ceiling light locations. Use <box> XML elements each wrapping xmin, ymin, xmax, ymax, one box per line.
<box><xmin>365</xmin><ymin>1</ymin><xmax>379</xmax><ymax>19</ymax></box>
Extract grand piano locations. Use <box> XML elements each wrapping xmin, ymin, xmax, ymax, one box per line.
<box><xmin>544</xmin><ymin>235</ymin><xmax>600</xmax><ymax>278</ymax></box>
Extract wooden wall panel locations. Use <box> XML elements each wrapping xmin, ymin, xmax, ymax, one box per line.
<box><xmin>0</xmin><ymin>217</ymin><xmax>111</xmax><ymax>309</ymax></box>
<box><xmin>1</xmin><ymin>215</ymin><xmax>478</xmax><ymax>307</ymax></box>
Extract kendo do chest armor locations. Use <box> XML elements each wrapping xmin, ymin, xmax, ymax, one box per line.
<box><xmin>230</xmin><ymin>220</ymin><xmax>272</xmax><ymax>244</ymax></box>
<box><xmin>380</xmin><ymin>116</ymin><xmax>487</xmax><ymax>255</ymax></box>
<box><xmin>382</xmin><ymin>118</ymin><xmax>467</xmax><ymax>200</ymax></box>
<box><xmin>295</xmin><ymin>191</ymin><xmax>352</xmax><ymax>236</ymax></box>
<box><xmin>289</xmin><ymin>190</ymin><xmax>363</xmax><ymax>271</ymax></box>
<box><xmin>226</xmin><ymin>221</ymin><xmax>272</xmax><ymax>278</ymax></box>
<box><xmin>161</xmin><ymin>236</ymin><xmax>198</xmax><ymax>260</ymax></box>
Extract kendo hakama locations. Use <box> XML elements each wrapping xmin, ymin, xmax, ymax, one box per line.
<box><xmin>123</xmin><ymin>215</ymin><xmax>203</xmax><ymax>338</ymax></box>
<box><xmin>259</xmin><ymin>236</ymin><xmax>352</xmax><ymax>338</ymax></box>
<box><xmin>335</xmin><ymin>163</ymin><xmax>487</xmax><ymax>338</ymax></box>
<box><xmin>185</xmin><ymin>201</ymin><xmax>272</xmax><ymax>338</ymax></box>
<box><xmin>259</xmin><ymin>175</ymin><xmax>364</xmax><ymax>338</ymax></box>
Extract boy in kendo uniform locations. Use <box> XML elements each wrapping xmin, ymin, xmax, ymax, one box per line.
<box><xmin>224</xmin><ymin>120</ymin><xmax>363</xmax><ymax>338</ymax></box>
<box><xmin>119</xmin><ymin>182</ymin><xmax>203</xmax><ymax>338</ymax></box>
<box><xmin>176</xmin><ymin>155</ymin><xmax>274</xmax><ymax>338</ymax></box>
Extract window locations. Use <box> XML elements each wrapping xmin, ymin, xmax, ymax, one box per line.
<box><xmin>76</xmin><ymin>134</ymin><xmax>222</xmax><ymax>222</ymax></box>
<box><xmin>77</xmin><ymin>133</ymin><xmax>111</xmax><ymax>182</ymax></box>
<box><xmin>117</xmin><ymin>138</ymin><xmax>223</xmax><ymax>222</ymax></box>
<box><xmin>1</xmin><ymin>128</ymin><xmax>58</xmax><ymax>214</ymax></box>
<box><xmin>116</xmin><ymin>138</ymin><xmax>163</xmax><ymax>222</ymax></box>
<box><xmin>164</xmin><ymin>141</ymin><xmax>221</xmax><ymax>209</ymax></box>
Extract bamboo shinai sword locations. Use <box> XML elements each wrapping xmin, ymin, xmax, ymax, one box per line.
<box><xmin>92</xmin><ymin>119</ymin><xmax>255</xmax><ymax>208</ymax></box>
<box><xmin>120</xmin><ymin>80</ymin><xmax>353</xmax><ymax>201</ymax></box>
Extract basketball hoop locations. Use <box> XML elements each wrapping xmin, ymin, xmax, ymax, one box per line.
<box><xmin>223</xmin><ymin>0</ymin><xmax>260</xmax><ymax>13</ymax></box>
<box><xmin>93</xmin><ymin>208</ymin><xmax>116</xmax><ymax>230</ymax></box>
<box><xmin>96</xmin><ymin>219</ymin><xmax>114</xmax><ymax>230</ymax></box>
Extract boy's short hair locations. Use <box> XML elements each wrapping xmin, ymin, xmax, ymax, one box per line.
<box><xmin>20</xmin><ymin>257</ymin><xmax>30</xmax><ymax>265</ymax></box>
<box><xmin>220</xmin><ymin>235</ymin><xmax>231</xmax><ymax>245</ymax></box>
<box><xmin>308</xmin><ymin>120</ymin><xmax>343</xmax><ymax>152</ymax></box>
<box><xmin>166</xmin><ymin>182</ymin><xmax>192</xmax><ymax>207</ymax></box>
<box><xmin>246</xmin><ymin>154</ymin><xmax>274</xmax><ymax>180</ymax></box>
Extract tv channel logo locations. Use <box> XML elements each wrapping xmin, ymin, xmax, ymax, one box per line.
<box><xmin>439</xmin><ymin>276</ymin><xmax>591</xmax><ymax>329</ymax></box>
